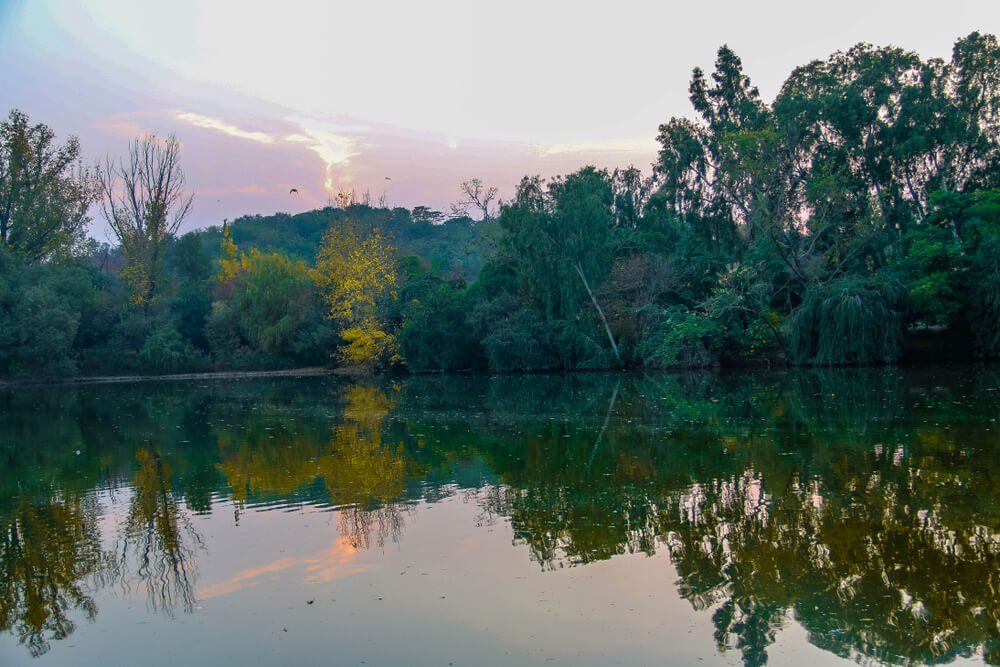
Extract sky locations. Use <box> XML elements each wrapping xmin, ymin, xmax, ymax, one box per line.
<box><xmin>1</xmin><ymin>0</ymin><xmax>998</xmax><ymax>238</ymax></box>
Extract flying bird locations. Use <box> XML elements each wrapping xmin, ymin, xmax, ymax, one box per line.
<box><xmin>289</xmin><ymin>188</ymin><xmax>299</xmax><ymax>194</ymax></box>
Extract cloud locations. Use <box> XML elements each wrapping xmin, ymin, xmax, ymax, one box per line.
<box><xmin>535</xmin><ymin>137</ymin><xmax>658</xmax><ymax>157</ymax></box>
<box><xmin>92</xmin><ymin>111</ymin><xmax>164</xmax><ymax>139</ymax></box>
<box><xmin>90</xmin><ymin>106</ymin><xmax>661</xmax><ymax>235</ymax></box>
<box><xmin>174</xmin><ymin>110</ymin><xmax>370</xmax><ymax>194</ymax></box>
<box><xmin>176</xmin><ymin>111</ymin><xmax>276</xmax><ymax>144</ymax></box>
<box><xmin>198</xmin><ymin>184</ymin><xmax>270</xmax><ymax>197</ymax></box>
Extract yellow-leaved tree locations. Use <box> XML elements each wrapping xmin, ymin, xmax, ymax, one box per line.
<box><xmin>310</xmin><ymin>223</ymin><xmax>400</xmax><ymax>367</ymax></box>
<box><xmin>217</xmin><ymin>221</ymin><xmax>241</xmax><ymax>282</ymax></box>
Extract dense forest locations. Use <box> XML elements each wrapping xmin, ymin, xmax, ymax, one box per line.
<box><xmin>1</xmin><ymin>32</ymin><xmax>999</xmax><ymax>377</ymax></box>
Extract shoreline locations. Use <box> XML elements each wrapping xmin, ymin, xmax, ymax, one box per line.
<box><xmin>0</xmin><ymin>366</ymin><xmax>348</xmax><ymax>389</ymax></box>
<box><xmin>3</xmin><ymin>357</ymin><xmax>997</xmax><ymax>390</ymax></box>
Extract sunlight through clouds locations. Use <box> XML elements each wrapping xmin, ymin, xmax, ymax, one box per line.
<box><xmin>285</xmin><ymin>121</ymin><xmax>365</xmax><ymax>191</ymax></box>
<box><xmin>173</xmin><ymin>108</ymin><xmax>366</xmax><ymax>195</ymax></box>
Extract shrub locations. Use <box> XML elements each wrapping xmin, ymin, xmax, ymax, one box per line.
<box><xmin>639</xmin><ymin>306</ymin><xmax>726</xmax><ymax>368</ymax></box>
<box><xmin>970</xmin><ymin>234</ymin><xmax>1000</xmax><ymax>356</ymax></box>
<box><xmin>138</xmin><ymin>324</ymin><xmax>188</xmax><ymax>373</ymax></box>
<box><xmin>470</xmin><ymin>294</ymin><xmax>560</xmax><ymax>371</ymax></box>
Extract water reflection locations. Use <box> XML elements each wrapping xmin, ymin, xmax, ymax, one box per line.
<box><xmin>318</xmin><ymin>384</ymin><xmax>417</xmax><ymax>550</ymax></box>
<box><xmin>119</xmin><ymin>447</ymin><xmax>201</xmax><ymax>616</ymax></box>
<box><xmin>0</xmin><ymin>494</ymin><xmax>108</xmax><ymax>657</ymax></box>
<box><xmin>0</xmin><ymin>367</ymin><xmax>998</xmax><ymax>663</ymax></box>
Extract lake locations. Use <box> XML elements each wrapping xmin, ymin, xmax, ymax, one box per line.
<box><xmin>1</xmin><ymin>367</ymin><xmax>999</xmax><ymax>666</ymax></box>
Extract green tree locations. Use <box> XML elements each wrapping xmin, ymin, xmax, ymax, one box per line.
<box><xmin>907</xmin><ymin>188</ymin><xmax>1000</xmax><ymax>355</ymax></box>
<box><xmin>0</xmin><ymin>249</ymin><xmax>94</xmax><ymax>376</ymax></box>
<box><xmin>399</xmin><ymin>283</ymin><xmax>483</xmax><ymax>371</ymax></box>
<box><xmin>500</xmin><ymin>167</ymin><xmax>622</xmax><ymax>366</ymax></box>
<box><xmin>233</xmin><ymin>249</ymin><xmax>312</xmax><ymax>356</ymax></box>
<box><xmin>0</xmin><ymin>109</ymin><xmax>93</xmax><ymax>261</ymax></box>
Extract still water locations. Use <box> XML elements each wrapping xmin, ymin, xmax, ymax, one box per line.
<box><xmin>1</xmin><ymin>367</ymin><xmax>999</xmax><ymax>666</ymax></box>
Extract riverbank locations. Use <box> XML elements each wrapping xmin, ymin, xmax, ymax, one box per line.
<box><xmin>0</xmin><ymin>366</ymin><xmax>349</xmax><ymax>389</ymax></box>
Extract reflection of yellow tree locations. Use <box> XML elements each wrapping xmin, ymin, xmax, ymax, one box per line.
<box><xmin>318</xmin><ymin>384</ymin><xmax>413</xmax><ymax>549</ymax></box>
<box><xmin>217</xmin><ymin>429</ymin><xmax>322</xmax><ymax>513</ymax></box>
<box><xmin>120</xmin><ymin>448</ymin><xmax>201</xmax><ymax>616</ymax></box>
<box><xmin>0</xmin><ymin>495</ymin><xmax>109</xmax><ymax>657</ymax></box>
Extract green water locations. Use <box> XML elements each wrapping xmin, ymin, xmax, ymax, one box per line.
<box><xmin>1</xmin><ymin>367</ymin><xmax>999</xmax><ymax>666</ymax></box>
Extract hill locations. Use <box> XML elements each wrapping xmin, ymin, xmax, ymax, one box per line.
<box><xmin>191</xmin><ymin>204</ymin><xmax>501</xmax><ymax>281</ymax></box>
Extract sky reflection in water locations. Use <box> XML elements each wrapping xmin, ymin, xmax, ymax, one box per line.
<box><xmin>1</xmin><ymin>367</ymin><xmax>999</xmax><ymax>666</ymax></box>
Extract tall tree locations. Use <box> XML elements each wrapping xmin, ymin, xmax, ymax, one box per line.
<box><xmin>97</xmin><ymin>134</ymin><xmax>193</xmax><ymax>308</ymax></box>
<box><xmin>0</xmin><ymin>109</ymin><xmax>93</xmax><ymax>261</ymax></box>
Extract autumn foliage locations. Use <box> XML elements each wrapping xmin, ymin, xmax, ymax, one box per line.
<box><xmin>310</xmin><ymin>223</ymin><xmax>400</xmax><ymax>368</ymax></box>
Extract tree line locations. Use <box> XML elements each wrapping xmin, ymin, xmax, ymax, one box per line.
<box><xmin>1</xmin><ymin>31</ymin><xmax>998</xmax><ymax>376</ymax></box>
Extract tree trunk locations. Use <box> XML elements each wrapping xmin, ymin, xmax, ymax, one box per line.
<box><xmin>574</xmin><ymin>262</ymin><xmax>623</xmax><ymax>366</ymax></box>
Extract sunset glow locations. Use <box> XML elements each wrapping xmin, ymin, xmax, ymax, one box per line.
<box><xmin>2</xmin><ymin>0</ymin><xmax>998</xmax><ymax>234</ymax></box>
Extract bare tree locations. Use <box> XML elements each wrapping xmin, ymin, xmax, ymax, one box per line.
<box><xmin>335</xmin><ymin>188</ymin><xmax>357</xmax><ymax>209</ymax></box>
<box><xmin>97</xmin><ymin>134</ymin><xmax>193</xmax><ymax>308</ymax></box>
<box><xmin>450</xmin><ymin>178</ymin><xmax>498</xmax><ymax>222</ymax></box>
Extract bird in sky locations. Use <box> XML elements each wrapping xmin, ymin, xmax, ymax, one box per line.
<box><xmin>289</xmin><ymin>188</ymin><xmax>299</xmax><ymax>194</ymax></box>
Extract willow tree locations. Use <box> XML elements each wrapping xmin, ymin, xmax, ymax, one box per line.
<box><xmin>500</xmin><ymin>167</ymin><xmax>622</xmax><ymax>366</ymax></box>
<box><xmin>97</xmin><ymin>134</ymin><xmax>193</xmax><ymax>308</ymax></box>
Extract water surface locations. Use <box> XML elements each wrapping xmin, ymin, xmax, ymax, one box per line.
<box><xmin>2</xmin><ymin>367</ymin><xmax>999</xmax><ymax>666</ymax></box>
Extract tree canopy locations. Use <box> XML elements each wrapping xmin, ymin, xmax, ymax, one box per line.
<box><xmin>0</xmin><ymin>110</ymin><xmax>92</xmax><ymax>262</ymax></box>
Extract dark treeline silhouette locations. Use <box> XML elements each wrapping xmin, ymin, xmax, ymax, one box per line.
<box><xmin>1</xmin><ymin>32</ymin><xmax>999</xmax><ymax>377</ymax></box>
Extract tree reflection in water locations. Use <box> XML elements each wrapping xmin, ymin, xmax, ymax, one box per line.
<box><xmin>461</xmin><ymin>369</ymin><xmax>1000</xmax><ymax>666</ymax></box>
<box><xmin>118</xmin><ymin>447</ymin><xmax>202</xmax><ymax>616</ymax></box>
<box><xmin>319</xmin><ymin>383</ymin><xmax>415</xmax><ymax>550</ymax></box>
<box><xmin>212</xmin><ymin>382</ymin><xmax>416</xmax><ymax>549</ymax></box>
<box><xmin>1</xmin><ymin>367</ymin><xmax>999</xmax><ymax>664</ymax></box>
<box><xmin>0</xmin><ymin>495</ymin><xmax>110</xmax><ymax>656</ymax></box>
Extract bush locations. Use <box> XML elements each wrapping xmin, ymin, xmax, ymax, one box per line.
<box><xmin>138</xmin><ymin>324</ymin><xmax>189</xmax><ymax>373</ymax></box>
<box><xmin>0</xmin><ymin>253</ymin><xmax>93</xmax><ymax>376</ymax></box>
<box><xmin>970</xmin><ymin>234</ymin><xmax>1000</xmax><ymax>356</ymax></box>
<box><xmin>638</xmin><ymin>306</ymin><xmax>726</xmax><ymax>368</ymax></box>
<box><xmin>205</xmin><ymin>302</ymin><xmax>245</xmax><ymax>363</ymax></box>
<box><xmin>552</xmin><ymin>320</ymin><xmax>612</xmax><ymax>369</ymax></box>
